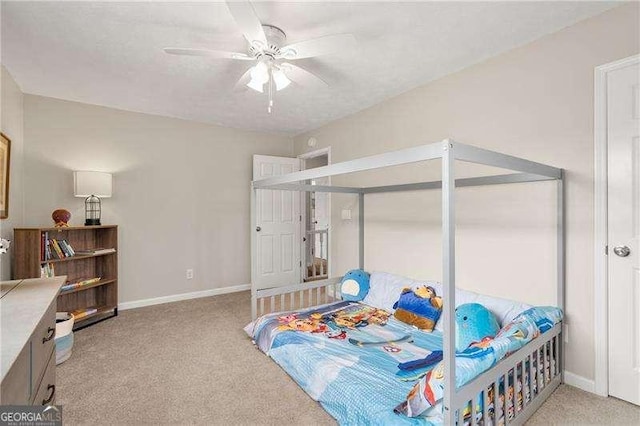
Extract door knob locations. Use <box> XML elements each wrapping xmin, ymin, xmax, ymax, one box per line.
<box><xmin>256</xmin><ymin>226</ymin><xmax>261</xmax><ymax>232</ymax></box>
<box><xmin>613</xmin><ymin>245</ymin><xmax>631</xmax><ymax>257</ymax></box>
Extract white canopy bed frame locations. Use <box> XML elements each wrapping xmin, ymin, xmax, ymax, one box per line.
<box><xmin>250</xmin><ymin>139</ymin><xmax>565</xmax><ymax>425</ymax></box>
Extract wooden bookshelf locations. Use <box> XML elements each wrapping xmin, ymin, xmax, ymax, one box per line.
<box><xmin>13</xmin><ymin>225</ymin><xmax>118</xmax><ymax>330</ymax></box>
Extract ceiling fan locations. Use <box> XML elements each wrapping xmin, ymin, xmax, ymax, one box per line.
<box><xmin>164</xmin><ymin>0</ymin><xmax>356</xmax><ymax>113</ymax></box>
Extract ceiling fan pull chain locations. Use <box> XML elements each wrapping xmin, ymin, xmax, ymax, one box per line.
<box><xmin>268</xmin><ymin>71</ymin><xmax>274</xmax><ymax>113</ymax></box>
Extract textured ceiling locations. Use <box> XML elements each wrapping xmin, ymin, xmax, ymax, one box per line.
<box><xmin>1</xmin><ymin>1</ymin><xmax>618</xmax><ymax>134</ymax></box>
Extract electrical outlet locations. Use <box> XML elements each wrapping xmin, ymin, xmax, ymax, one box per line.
<box><xmin>563</xmin><ymin>324</ymin><xmax>569</xmax><ymax>343</ymax></box>
<box><xmin>186</xmin><ymin>269</ymin><xmax>194</xmax><ymax>280</ymax></box>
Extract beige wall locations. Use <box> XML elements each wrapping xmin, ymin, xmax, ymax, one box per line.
<box><xmin>293</xmin><ymin>3</ymin><xmax>639</xmax><ymax>382</ymax></box>
<box><xmin>23</xmin><ymin>95</ymin><xmax>292</xmax><ymax>303</ymax></box>
<box><xmin>0</xmin><ymin>66</ymin><xmax>25</xmax><ymax>280</ymax></box>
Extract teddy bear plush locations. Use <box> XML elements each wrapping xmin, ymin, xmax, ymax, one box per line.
<box><xmin>392</xmin><ymin>285</ymin><xmax>443</xmax><ymax>332</ymax></box>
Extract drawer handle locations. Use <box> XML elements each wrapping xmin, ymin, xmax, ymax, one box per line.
<box><xmin>42</xmin><ymin>327</ymin><xmax>55</xmax><ymax>343</ymax></box>
<box><xmin>42</xmin><ymin>384</ymin><xmax>55</xmax><ymax>405</ymax></box>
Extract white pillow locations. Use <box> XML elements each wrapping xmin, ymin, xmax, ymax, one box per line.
<box><xmin>361</xmin><ymin>271</ymin><xmax>532</xmax><ymax>329</ymax></box>
<box><xmin>362</xmin><ymin>271</ymin><xmax>439</xmax><ymax>313</ymax></box>
<box><xmin>430</xmin><ymin>284</ymin><xmax>533</xmax><ymax>331</ymax></box>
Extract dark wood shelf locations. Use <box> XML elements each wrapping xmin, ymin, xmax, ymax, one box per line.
<box><xmin>40</xmin><ymin>251</ymin><xmax>116</xmax><ymax>264</ymax></box>
<box><xmin>59</xmin><ymin>279</ymin><xmax>117</xmax><ymax>295</ymax></box>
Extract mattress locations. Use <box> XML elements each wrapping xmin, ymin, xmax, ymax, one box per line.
<box><xmin>246</xmin><ymin>274</ymin><xmax>563</xmax><ymax>425</ymax></box>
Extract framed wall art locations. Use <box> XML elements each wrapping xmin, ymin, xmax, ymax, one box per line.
<box><xmin>1</xmin><ymin>133</ymin><xmax>11</xmax><ymax>219</ymax></box>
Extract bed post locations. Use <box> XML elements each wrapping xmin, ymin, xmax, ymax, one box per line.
<box><xmin>251</xmin><ymin>183</ymin><xmax>257</xmax><ymax>320</ymax></box>
<box><xmin>557</xmin><ymin>171</ymin><xmax>565</xmax><ymax>382</ymax></box>
<box><xmin>359</xmin><ymin>192</ymin><xmax>365</xmax><ymax>269</ymax></box>
<box><xmin>442</xmin><ymin>140</ymin><xmax>456</xmax><ymax>424</ymax></box>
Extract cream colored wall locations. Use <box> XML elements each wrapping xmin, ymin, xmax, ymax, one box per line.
<box><xmin>0</xmin><ymin>66</ymin><xmax>25</xmax><ymax>281</ymax></box>
<box><xmin>293</xmin><ymin>4</ymin><xmax>639</xmax><ymax>383</ymax></box>
<box><xmin>23</xmin><ymin>95</ymin><xmax>292</xmax><ymax>303</ymax></box>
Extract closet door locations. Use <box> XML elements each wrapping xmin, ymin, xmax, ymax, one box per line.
<box><xmin>607</xmin><ymin>61</ymin><xmax>640</xmax><ymax>406</ymax></box>
<box><xmin>253</xmin><ymin>155</ymin><xmax>301</xmax><ymax>289</ymax></box>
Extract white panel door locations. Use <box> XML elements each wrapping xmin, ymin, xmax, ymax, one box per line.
<box><xmin>608</xmin><ymin>61</ymin><xmax>640</xmax><ymax>405</ymax></box>
<box><xmin>253</xmin><ymin>155</ymin><xmax>301</xmax><ymax>289</ymax></box>
<box><xmin>313</xmin><ymin>176</ymin><xmax>330</xmax><ymax>230</ymax></box>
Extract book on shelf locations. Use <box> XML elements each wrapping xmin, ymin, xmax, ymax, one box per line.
<box><xmin>74</xmin><ymin>247</ymin><xmax>116</xmax><ymax>256</ymax></box>
<box><xmin>51</xmin><ymin>239</ymin><xmax>66</xmax><ymax>258</ymax></box>
<box><xmin>40</xmin><ymin>263</ymin><xmax>55</xmax><ymax>278</ymax></box>
<box><xmin>43</xmin><ymin>232</ymin><xmax>53</xmax><ymax>260</ymax></box>
<box><xmin>41</xmin><ymin>233</ymin><xmax>78</xmax><ymax>261</ymax></box>
<box><xmin>59</xmin><ymin>239</ymin><xmax>75</xmax><ymax>257</ymax></box>
<box><xmin>70</xmin><ymin>307</ymin><xmax>99</xmax><ymax>320</ymax></box>
<box><xmin>45</xmin><ymin>240</ymin><xmax>56</xmax><ymax>260</ymax></box>
<box><xmin>45</xmin><ymin>240</ymin><xmax>59</xmax><ymax>260</ymax></box>
<box><xmin>60</xmin><ymin>277</ymin><xmax>102</xmax><ymax>292</ymax></box>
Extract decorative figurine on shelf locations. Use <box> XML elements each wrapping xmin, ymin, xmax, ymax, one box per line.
<box><xmin>0</xmin><ymin>238</ymin><xmax>10</xmax><ymax>254</ymax></box>
<box><xmin>52</xmin><ymin>209</ymin><xmax>71</xmax><ymax>227</ymax></box>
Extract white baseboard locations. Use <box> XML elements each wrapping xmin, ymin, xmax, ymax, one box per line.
<box><xmin>564</xmin><ymin>371</ymin><xmax>596</xmax><ymax>394</ymax></box>
<box><xmin>118</xmin><ymin>284</ymin><xmax>251</xmax><ymax>311</ymax></box>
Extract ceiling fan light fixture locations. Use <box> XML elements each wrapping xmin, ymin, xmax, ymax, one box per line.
<box><xmin>272</xmin><ymin>69</ymin><xmax>291</xmax><ymax>91</ymax></box>
<box><xmin>250</xmin><ymin>61</ymin><xmax>269</xmax><ymax>84</ymax></box>
<box><xmin>246</xmin><ymin>77</ymin><xmax>265</xmax><ymax>93</ymax></box>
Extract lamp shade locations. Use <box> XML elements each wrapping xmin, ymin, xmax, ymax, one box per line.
<box><xmin>73</xmin><ymin>171</ymin><xmax>112</xmax><ymax>198</ymax></box>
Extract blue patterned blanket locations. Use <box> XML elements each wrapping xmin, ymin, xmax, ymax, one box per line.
<box><xmin>245</xmin><ymin>301</ymin><xmax>562</xmax><ymax>425</ymax></box>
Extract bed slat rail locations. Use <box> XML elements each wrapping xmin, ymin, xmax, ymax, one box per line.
<box><xmin>252</xmin><ymin>277</ymin><xmax>343</xmax><ymax>319</ymax></box>
<box><xmin>453</xmin><ymin>323</ymin><xmax>562</xmax><ymax>426</ymax></box>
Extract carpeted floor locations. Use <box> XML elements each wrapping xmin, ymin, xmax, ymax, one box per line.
<box><xmin>57</xmin><ymin>291</ymin><xmax>640</xmax><ymax>425</ymax></box>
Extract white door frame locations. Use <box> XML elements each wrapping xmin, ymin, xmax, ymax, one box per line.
<box><xmin>593</xmin><ymin>54</ymin><xmax>640</xmax><ymax>397</ymax></box>
<box><xmin>298</xmin><ymin>147</ymin><xmax>332</xmax><ymax>281</ymax></box>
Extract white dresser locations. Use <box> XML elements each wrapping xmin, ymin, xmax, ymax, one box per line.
<box><xmin>1</xmin><ymin>277</ymin><xmax>65</xmax><ymax>405</ymax></box>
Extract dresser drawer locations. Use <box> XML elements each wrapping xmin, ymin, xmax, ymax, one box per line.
<box><xmin>31</xmin><ymin>351</ymin><xmax>55</xmax><ymax>405</ymax></box>
<box><xmin>30</xmin><ymin>299</ymin><xmax>56</xmax><ymax>392</ymax></box>
<box><xmin>0</xmin><ymin>344</ymin><xmax>30</xmax><ymax>405</ymax></box>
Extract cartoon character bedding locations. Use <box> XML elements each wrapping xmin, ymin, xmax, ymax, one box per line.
<box><xmin>245</xmin><ymin>299</ymin><xmax>562</xmax><ymax>425</ymax></box>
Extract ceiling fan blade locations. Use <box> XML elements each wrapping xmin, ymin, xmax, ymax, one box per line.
<box><xmin>233</xmin><ymin>67</ymin><xmax>254</xmax><ymax>92</ymax></box>
<box><xmin>225</xmin><ymin>1</ymin><xmax>267</xmax><ymax>46</ymax></box>
<box><xmin>280</xmin><ymin>63</ymin><xmax>328</xmax><ymax>89</ymax></box>
<box><xmin>164</xmin><ymin>48</ymin><xmax>254</xmax><ymax>60</ymax></box>
<box><xmin>278</xmin><ymin>34</ymin><xmax>356</xmax><ymax>60</ymax></box>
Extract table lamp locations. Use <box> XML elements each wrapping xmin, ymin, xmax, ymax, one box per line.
<box><xmin>73</xmin><ymin>171</ymin><xmax>112</xmax><ymax>226</ymax></box>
